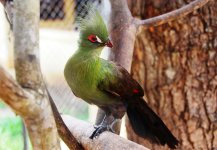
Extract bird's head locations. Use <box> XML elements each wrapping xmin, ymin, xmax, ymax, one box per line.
<box><xmin>77</xmin><ymin>7</ymin><xmax>113</xmax><ymax>51</ymax></box>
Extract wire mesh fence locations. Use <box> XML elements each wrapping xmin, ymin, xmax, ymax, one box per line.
<box><xmin>40</xmin><ymin>0</ymin><xmax>102</xmax><ymax>30</ymax></box>
<box><xmin>40</xmin><ymin>0</ymin><xmax>74</xmax><ymax>29</ymax></box>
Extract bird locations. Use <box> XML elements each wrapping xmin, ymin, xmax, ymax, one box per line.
<box><xmin>64</xmin><ymin>7</ymin><xmax>179</xmax><ymax>149</ymax></box>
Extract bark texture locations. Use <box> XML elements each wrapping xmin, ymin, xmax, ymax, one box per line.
<box><xmin>62</xmin><ymin>115</ymin><xmax>149</xmax><ymax>150</ymax></box>
<box><xmin>127</xmin><ymin>0</ymin><xmax>217</xmax><ymax>150</ymax></box>
<box><xmin>12</xmin><ymin>0</ymin><xmax>60</xmax><ymax>149</ymax></box>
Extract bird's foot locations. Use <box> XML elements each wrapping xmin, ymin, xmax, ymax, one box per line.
<box><xmin>90</xmin><ymin>125</ymin><xmax>107</xmax><ymax>139</ymax></box>
<box><xmin>90</xmin><ymin>124</ymin><xmax>114</xmax><ymax>139</ymax></box>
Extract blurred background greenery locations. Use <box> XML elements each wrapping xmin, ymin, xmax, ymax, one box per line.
<box><xmin>0</xmin><ymin>101</ymin><xmax>87</xmax><ymax>150</ymax></box>
<box><xmin>0</xmin><ymin>102</ymin><xmax>25</xmax><ymax>150</ymax></box>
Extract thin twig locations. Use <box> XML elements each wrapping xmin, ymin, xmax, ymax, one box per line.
<box><xmin>47</xmin><ymin>90</ymin><xmax>84</xmax><ymax>150</ymax></box>
<box><xmin>134</xmin><ymin>0</ymin><xmax>211</xmax><ymax>28</ymax></box>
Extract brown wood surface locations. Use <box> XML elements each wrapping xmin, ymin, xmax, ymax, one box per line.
<box><xmin>127</xmin><ymin>0</ymin><xmax>217</xmax><ymax>149</ymax></box>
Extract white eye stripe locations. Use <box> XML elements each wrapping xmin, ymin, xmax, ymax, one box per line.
<box><xmin>96</xmin><ymin>36</ymin><xmax>103</xmax><ymax>43</ymax></box>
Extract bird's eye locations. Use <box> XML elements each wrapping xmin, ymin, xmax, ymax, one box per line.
<box><xmin>88</xmin><ymin>34</ymin><xmax>102</xmax><ymax>43</ymax></box>
<box><xmin>88</xmin><ymin>35</ymin><xmax>97</xmax><ymax>43</ymax></box>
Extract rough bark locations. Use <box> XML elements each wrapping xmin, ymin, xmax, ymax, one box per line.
<box><xmin>134</xmin><ymin>0</ymin><xmax>211</xmax><ymax>28</ymax></box>
<box><xmin>96</xmin><ymin>0</ymin><xmax>211</xmax><ymax>142</ymax></box>
<box><xmin>127</xmin><ymin>0</ymin><xmax>217</xmax><ymax>149</ymax></box>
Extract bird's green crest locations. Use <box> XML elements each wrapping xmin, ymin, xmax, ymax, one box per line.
<box><xmin>76</xmin><ymin>5</ymin><xmax>109</xmax><ymax>49</ymax></box>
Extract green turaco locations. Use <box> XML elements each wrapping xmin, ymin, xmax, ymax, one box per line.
<box><xmin>64</xmin><ymin>8</ymin><xmax>178</xmax><ymax>148</ymax></box>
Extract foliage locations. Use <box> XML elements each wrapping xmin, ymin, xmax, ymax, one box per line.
<box><xmin>0</xmin><ymin>117</ymin><xmax>24</xmax><ymax>150</ymax></box>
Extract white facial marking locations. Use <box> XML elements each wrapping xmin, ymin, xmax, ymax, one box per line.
<box><xmin>96</xmin><ymin>36</ymin><xmax>103</xmax><ymax>43</ymax></box>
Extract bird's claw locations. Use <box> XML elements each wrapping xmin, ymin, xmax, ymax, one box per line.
<box><xmin>90</xmin><ymin>125</ymin><xmax>107</xmax><ymax>139</ymax></box>
<box><xmin>90</xmin><ymin>124</ymin><xmax>115</xmax><ymax>139</ymax></box>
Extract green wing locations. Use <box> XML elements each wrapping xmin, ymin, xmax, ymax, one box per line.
<box><xmin>98</xmin><ymin>59</ymin><xmax>144</xmax><ymax>98</ymax></box>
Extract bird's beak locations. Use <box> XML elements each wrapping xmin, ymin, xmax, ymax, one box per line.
<box><xmin>105</xmin><ymin>40</ymin><xmax>113</xmax><ymax>48</ymax></box>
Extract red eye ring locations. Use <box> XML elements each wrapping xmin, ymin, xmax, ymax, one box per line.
<box><xmin>88</xmin><ymin>34</ymin><xmax>97</xmax><ymax>43</ymax></box>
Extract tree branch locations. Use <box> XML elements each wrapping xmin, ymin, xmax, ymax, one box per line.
<box><xmin>134</xmin><ymin>0</ymin><xmax>211</xmax><ymax>28</ymax></box>
<box><xmin>47</xmin><ymin>92</ymin><xmax>84</xmax><ymax>150</ymax></box>
<box><xmin>63</xmin><ymin>115</ymin><xmax>150</xmax><ymax>150</ymax></box>
<box><xmin>12</xmin><ymin>0</ymin><xmax>60</xmax><ymax>149</ymax></box>
<box><xmin>0</xmin><ymin>65</ymin><xmax>60</xmax><ymax>150</ymax></box>
<box><xmin>13</xmin><ymin>0</ymin><xmax>42</xmax><ymax>89</ymax></box>
<box><xmin>0</xmin><ymin>64</ymin><xmax>82</xmax><ymax>149</ymax></box>
<box><xmin>109</xmin><ymin>0</ymin><xmax>137</xmax><ymax>71</ymax></box>
<box><xmin>0</xmin><ymin>66</ymin><xmax>40</xmax><ymax>117</ymax></box>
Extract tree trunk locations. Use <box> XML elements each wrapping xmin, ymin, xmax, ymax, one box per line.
<box><xmin>126</xmin><ymin>0</ymin><xmax>217</xmax><ymax>149</ymax></box>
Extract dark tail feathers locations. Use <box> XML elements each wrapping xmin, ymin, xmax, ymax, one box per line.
<box><xmin>127</xmin><ymin>97</ymin><xmax>179</xmax><ymax>149</ymax></box>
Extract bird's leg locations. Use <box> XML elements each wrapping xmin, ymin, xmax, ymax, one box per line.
<box><xmin>90</xmin><ymin>114</ymin><xmax>118</xmax><ymax>139</ymax></box>
<box><xmin>90</xmin><ymin>114</ymin><xmax>108</xmax><ymax>139</ymax></box>
<box><xmin>93</xmin><ymin>114</ymin><xmax>106</xmax><ymax>129</ymax></box>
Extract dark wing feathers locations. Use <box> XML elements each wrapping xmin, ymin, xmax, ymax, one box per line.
<box><xmin>97</xmin><ymin>60</ymin><xmax>179</xmax><ymax>149</ymax></box>
<box><xmin>98</xmin><ymin>61</ymin><xmax>144</xmax><ymax>98</ymax></box>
